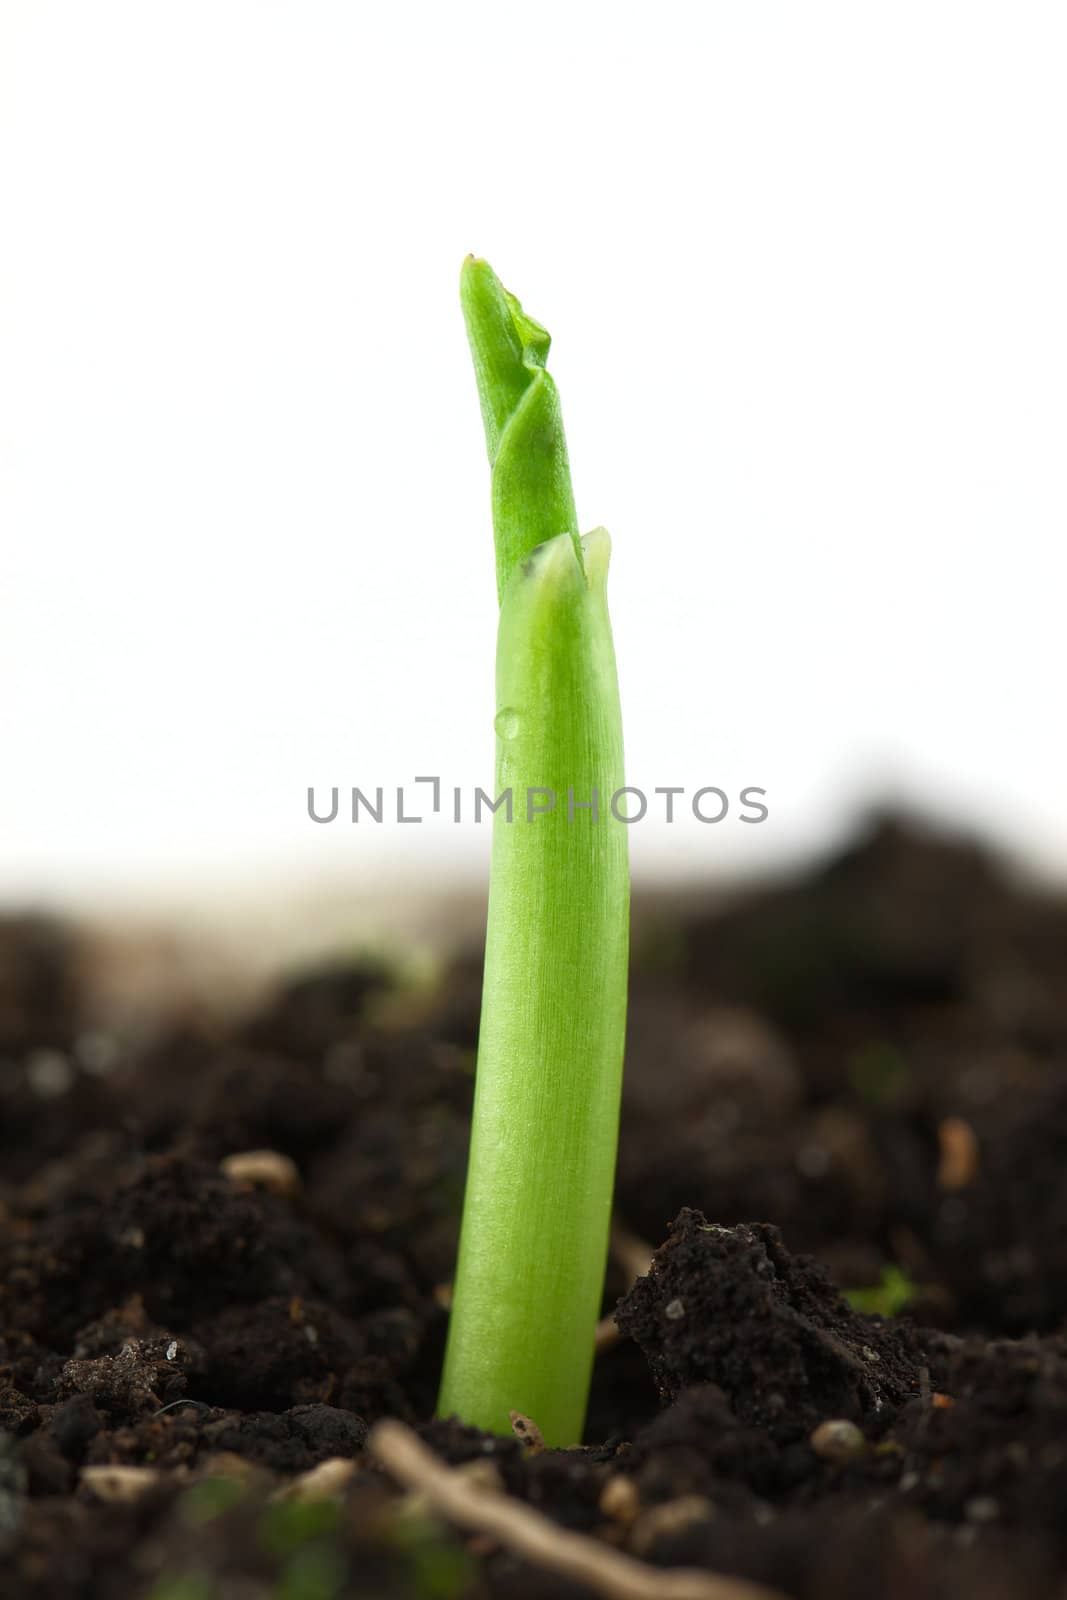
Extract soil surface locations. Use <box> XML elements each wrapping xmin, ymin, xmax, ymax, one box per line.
<box><xmin>3</xmin><ymin>815</ymin><xmax>1067</xmax><ymax>1598</ymax></box>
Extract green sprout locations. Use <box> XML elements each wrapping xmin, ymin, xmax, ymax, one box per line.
<box><xmin>845</xmin><ymin>1264</ymin><xmax>919</xmax><ymax>1318</ymax></box>
<box><xmin>437</xmin><ymin>259</ymin><xmax>629</xmax><ymax>1447</ymax></box>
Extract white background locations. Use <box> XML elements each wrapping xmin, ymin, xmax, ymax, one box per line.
<box><xmin>2</xmin><ymin>2</ymin><xmax>1065</xmax><ymax>909</ymax></box>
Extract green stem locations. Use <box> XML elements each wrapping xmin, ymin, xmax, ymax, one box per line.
<box><xmin>438</xmin><ymin>259</ymin><xmax>629</xmax><ymax>1446</ymax></box>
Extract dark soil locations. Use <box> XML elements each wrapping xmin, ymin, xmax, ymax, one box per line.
<box><xmin>3</xmin><ymin>814</ymin><xmax>1067</xmax><ymax>1598</ymax></box>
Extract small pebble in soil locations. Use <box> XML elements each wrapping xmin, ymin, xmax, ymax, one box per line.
<box><xmin>75</xmin><ymin>1031</ymin><xmax>121</xmax><ymax>1076</ymax></box>
<box><xmin>26</xmin><ymin>1050</ymin><xmax>74</xmax><ymax>1098</ymax></box>
<box><xmin>938</xmin><ymin>1116</ymin><xmax>980</xmax><ymax>1190</ymax></box>
<box><xmin>810</xmin><ymin>1419</ymin><xmax>867</xmax><ymax>1462</ymax></box>
<box><xmin>664</xmin><ymin>1298</ymin><xmax>686</xmax><ymax>1320</ymax></box>
<box><xmin>796</xmin><ymin>1142</ymin><xmax>831</xmax><ymax>1178</ymax></box>
<box><xmin>965</xmin><ymin>1496</ymin><xmax>1001</xmax><ymax>1524</ymax></box>
<box><xmin>599</xmin><ymin>1474</ymin><xmax>639</xmax><ymax>1523</ymax></box>
<box><xmin>508</xmin><ymin>1411</ymin><xmax>545</xmax><ymax>1452</ymax></box>
<box><xmin>220</xmin><ymin>1149</ymin><xmax>301</xmax><ymax>1198</ymax></box>
<box><xmin>630</xmin><ymin>1494</ymin><xmax>715</xmax><ymax>1556</ymax></box>
<box><xmin>80</xmin><ymin>1465</ymin><xmax>162</xmax><ymax>1503</ymax></box>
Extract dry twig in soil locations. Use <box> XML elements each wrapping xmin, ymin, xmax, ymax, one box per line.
<box><xmin>369</xmin><ymin>1419</ymin><xmax>786</xmax><ymax>1600</ymax></box>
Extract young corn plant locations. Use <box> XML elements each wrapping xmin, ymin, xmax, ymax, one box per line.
<box><xmin>438</xmin><ymin>259</ymin><xmax>629</xmax><ymax>1447</ymax></box>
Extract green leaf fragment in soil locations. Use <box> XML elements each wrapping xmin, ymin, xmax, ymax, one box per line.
<box><xmin>845</xmin><ymin>1264</ymin><xmax>919</xmax><ymax>1318</ymax></box>
<box><xmin>391</xmin><ymin>1511</ymin><xmax>473</xmax><ymax>1600</ymax></box>
<box><xmin>275</xmin><ymin>1543</ymin><xmax>349</xmax><ymax>1600</ymax></box>
<box><xmin>259</xmin><ymin>1495</ymin><xmax>343</xmax><ymax>1558</ymax></box>
<box><xmin>849</xmin><ymin>1040</ymin><xmax>912</xmax><ymax>1106</ymax></box>
<box><xmin>145</xmin><ymin>1578</ymin><xmax>219</xmax><ymax>1600</ymax></box>
<box><xmin>178</xmin><ymin>1474</ymin><xmax>248</xmax><ymax>1526</ymax></box>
